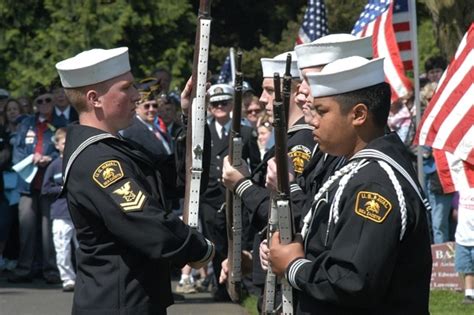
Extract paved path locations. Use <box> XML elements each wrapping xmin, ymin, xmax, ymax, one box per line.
<box><xmin>0</xmin><ymin>272</ymin><xmax>247</xmax><ymax>315</ymax></box>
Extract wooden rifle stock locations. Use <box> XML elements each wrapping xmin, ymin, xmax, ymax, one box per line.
<box><xmin>183</xmin><ymin>0</ymin><xmax>212</xmax><ymax>228</ymax></box>
<box><xmin>225</xmin><ymin>50</ymin><xmax>243</xmax><ymax>302</ymax></box>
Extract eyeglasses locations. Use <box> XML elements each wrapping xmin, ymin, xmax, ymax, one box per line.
<box><xmin>36</xmin><ymin>97</ymin><xmax>52</xmax><ymax>105</ymax></box>
<box><xmin>246</xmin><ymin>109</ymin><xmax>262</xmax><ymax>115</ymax></box>
<box><xmin>210</xmin><ymin>101</ymin><xmax>230</xmax><ymax>108</ymax></box>
<box><xmin>142</xmin><ymin>103</ymin><xmax>158</xmax><ymax>110</ymax></box>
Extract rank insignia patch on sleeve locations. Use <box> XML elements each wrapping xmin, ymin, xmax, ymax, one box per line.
<box><xmin>93</xmin><ymin>160</ymin><xmax>124</xmax><ymax>188</ymax></box>
<box><xmin>355</xmin><ymin>191</ymin><xmax>392</xmax><ymax>223</ymax></box>
<box><xmin>111</xmin><ymin>180</ymin><xmax>147</xmax><ymax>212</ymax></box>
<box><xmin>288</xmin><ymin>145</ymin><xmax>312</xmax><ymax>174</ymax></box>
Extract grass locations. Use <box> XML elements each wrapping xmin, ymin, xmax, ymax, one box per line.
<box><xmin>241</xmin><ymin>290</ymin><xmax>474</xmax><ymax>315</ymax></box>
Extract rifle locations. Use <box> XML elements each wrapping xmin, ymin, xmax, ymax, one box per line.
<box><xmin>225</xmin><ymin>50</ymin><xmax>243</xmax><ymax>302</ymax></box>
<box><xmin>183</xmin><ymin>0</ymin><xmax>212</xmax><ymax>228</ymax></box>
<box><xmin>263</xmin><ymin>54</ymin><xmax>295</xmax><ymax>315</ymax></box>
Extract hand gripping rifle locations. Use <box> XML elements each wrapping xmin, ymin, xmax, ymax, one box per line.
<box><xmin>183</xmin><ymin>0</ymin><xmax>212</xmax><ymax>228</ymax></box>
<box><xmin>263</xmin><ymin>54</ymin><xmax>295</xmax><ymax>315</ymax></box>
<box><xmin>225</xmin><ymin>50</ymin><xmax>243</xmax><ymax>302</ymax></box>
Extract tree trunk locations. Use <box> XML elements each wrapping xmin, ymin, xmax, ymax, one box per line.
<box><xmin>421</xmin><ymin>0</ymin><xmax>474</xmax><ymax>60</ymax></box>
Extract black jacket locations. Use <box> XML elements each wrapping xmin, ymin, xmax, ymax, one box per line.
<box><xmin>288</xmin><ymin>133</ymin><xmax>432</xmax><ymax>315</ymax></box>
<box><xmin>63</xmin><ymin>124</ymin><xmax>212</xmax><ymax>315</ymax></box>
<box><xmin>235</xmin><ymin>117</ymin><xmax>315</xmax><ymax>231</ymax></box>
<box><xmin>201</xmin><ymin>118</ymin><xmax>261</xmax><ymax>207</ymax></box>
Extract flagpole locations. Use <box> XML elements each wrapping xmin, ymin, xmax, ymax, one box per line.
<box><xmin>408</xmin><ymin>0</ymin><xmax>424</xmax><ymax>187</ymax></box>
<box><xmin>229</xmin><ymin>47</ymin><xmax>236</xmax><ymax>86</ymax></box>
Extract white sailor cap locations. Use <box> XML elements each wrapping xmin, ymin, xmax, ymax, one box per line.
<box><xmin>261</xmin><ymin>51</ymin><xmax>300</xmax><ymax>78</ymax></box>
<box><xmin>0</xmin><ymin>88</ymin><xmax>10</xmax><ymax>99</ymax></box>
<box><xmin>307</xmin><ymin>56</ymin><xmax>385</xmax><ymax>98</ymax></box>
<box><xmin>56</xmin><ymin>47</ymin><xmax>131</xmax><ymax>88</ymax></box>
<box><xmin>295</xmin><ymin>34</ymin><xmax>373</xmax><ymax>69</ymax></box>
<box><xmin>208</xmin><ymin>83</ymin><xmax>234</xmax><ymax>103</ymax></box>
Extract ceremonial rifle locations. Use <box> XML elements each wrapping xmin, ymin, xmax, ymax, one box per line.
<box><xmin>263</xmin><ymin>54</ymin><xmax>295</xmax><ymax>315</ymax></box>
<box><xmin>225</xmin><ymin>50</ymin><xmax>243</xmax><ymax>302</ymax></box>
<box><xmin>183</xmin><ymin>0</ymin><xmax>212</xmax><ymax>228</ymax></box>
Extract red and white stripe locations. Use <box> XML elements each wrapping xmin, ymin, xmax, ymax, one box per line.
<box><xmin>417</xmin><ymin>25</ymin><xmax>474</xmax><ymax>162</ymax></box>
<box><xmin>416</xmin><ymin>23</ymin><xmax>474</xmax><ymax>193</ymax></box>
<box><xmin>353</xmin><ymin>1</ymin><xmax>413</xmax><ymax>102</ymax></box>
<box><xmin>392</xmin><ymin>6</ymin><xmax>413</xmax><ymax>70</ymax></box>
<box><xmin>433</xmin><ymin>150</ymin><xmax>474</xmax><ymax>194</ymax></box>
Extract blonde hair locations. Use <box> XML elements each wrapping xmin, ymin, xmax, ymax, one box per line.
<box><xmin>54</xmin><ymin>127</ymin><xmax>67</xmax><ymax>142</ymax></box>
<box><xmin>420</xmin><ymin>82</ymin><xmax>437</xmax><ymax>109</ymax></box>
<box><xmin>64</xmin><ymin>81</ymin><xmax>110</xmax><ymax>113</ymax></box>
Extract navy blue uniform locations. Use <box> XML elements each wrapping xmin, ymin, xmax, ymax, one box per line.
<box><xmin>63</xmin><ymin>124</ymin><xmax>213</xmax><ymax>315</ymax></box>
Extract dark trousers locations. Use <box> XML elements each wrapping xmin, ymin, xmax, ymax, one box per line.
<box><xmin>14</xmin><ymin>191</ymin><xmax>59</xmax><ymax>278</ymax></box>
<box><xmin>199</xmin><ymin>200</ymin><xmax>227</xmax><ymax>292</ymax></box>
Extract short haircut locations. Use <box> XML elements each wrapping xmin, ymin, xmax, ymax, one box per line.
<box><xmin>55</xmin><ymin>127</ymin><xmax>67</xmax><ymax>142</ymax></box>
<box><xmin>333</xmin><ymin>82</ymin><xmax>391</xmax><ymax>128</ymax></box>
<box><xmin>424</xmin><ymin>55</ymin><xmax>447</xmax><ymax>72</ymax></box>
<box><xmin>64</xmin><ymin>81</ymin><xmax>109</xmax><ymax>113</ymax></box>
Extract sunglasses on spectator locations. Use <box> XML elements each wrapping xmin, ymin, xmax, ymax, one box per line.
<box><xmin>142</xmin><ymin>103</ymin><xmax>158</xmax><ymax>110</ymax></box>
<box><xmin>36</xmin><ymin>97</ymin><xmax>52</xmax><ymax>105</ymax></box>
<box><xmin>210</xmin><ymin>101</ymin><xmax>230</xmax><ymax>107</ymax></box>
<box><xmin>246</xmin><ymin>109</ymin><xmax>262</xmax><ymax>115</ymax></box>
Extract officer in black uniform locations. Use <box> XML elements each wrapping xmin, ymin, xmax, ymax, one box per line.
<box><xmin>56</xmin><ymin>47</ymin><xmax>214</xmax><ymax>315</ymax></box>
<box><xmin>200</xmin><ymin>83</ymin><xmax>260</xmax><ymax>300</ymax></box>
<box><xmin>269</xmin><ymin>56</ymin><xmax>432</xmax><ymax>315</ymax></box>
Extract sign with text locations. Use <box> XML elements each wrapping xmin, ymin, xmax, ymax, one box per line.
<box><xmin>430</xmin><ymin>242</ymin><xmax>463</xmax><ymax>291</ymax></box>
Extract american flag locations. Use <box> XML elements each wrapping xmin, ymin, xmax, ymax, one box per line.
<box><xmin>415</xmin><ymin>23</ymin><xmax>474</xmax><ymax>193</ymax></box>
<box><xmin>393</xmin><ymin>0</ymin><xmax>413</xmax><ymax>71</ymax></box>
<box><xmin>352</xmin><ymin>0</ymin><xmax>412</xmax><ymax>102</ymax></box>
<box><xmin>217</xmin><ymin>55</ymin><xmax>232</xmax><ymax>84</ymax></box>
<box><xmin>296</xmin><ymin>0</ymin><xmax>329</xmax><ymax>45</ymax></box>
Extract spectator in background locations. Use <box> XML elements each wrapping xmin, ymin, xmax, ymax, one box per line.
<box><xmin>425</xmin><ymin>55</ymin><xmax>447</xmax><ymax>83</ymax></box>
<box><xmin>0</xmin><ymin>88</ymin><xmax>10</xmax><ymax>125</ymax></box>
<box><xmin>152</xmin><ymin>68</ymin><xmax>172</xmax><ymax>94</ymax></box>
<box><xmin>157</xmin><ymin>92</ymin><xmax>182</xmax><ymax>140</ymax></box>
<box><xmin>420</xmin><ymin>82</ymin><xmax>438</xmax><ymax>113</ymax></box>
<box><xmin>18</xmin><ymin>96</ymin><xmax>34</xmax><ymax>115</ymax></box>
<box><xmin>1</xmin><ymin>98</ymin><xmax>24</xmax><ymax>271</ymax></box>
<box><xmin>454</xmin><ymin>188</ymin><xmax>474</xmax><ymax>304</ymax></box>
<box><xmin>387</xmin><ymin>94</ymin><xmax>415</xmax><ymax>144</ymax></box>
<box><xmin>421</xmin><ymin>55</ymin><xmax>453</xmax><ymax>244</ymax></box>
<box><xmin>8</xmin><ymin>87</ymin><xmax>60</xmax><ymax>284</ymax></box>
<box><xmin>42</xmin><ymin>128</ymin><xmax>77</xmax><ymax>292</ymax></box>
<box><xmin>243</xmin><ymin>96</ymin><xmax>264</xmax><ymax>129</ymax></box>
<box><xmin>51</xmin><ymin>86</ymin><xmax>78</xmax><ymax>128</ymax></box>
<box><xmin>3</xmin><ymin>99</ymin><xmax>25</xmax><ymax>134</ymax></box>
<box><xmin>256</xmin><ymin>116</ymin><xmax>273</xmax><ymax>160</ymax></box>
<box><xmin>0</xmin><ymin>122</ymin><xmax>13</xmax><ymax>272</ymax></box>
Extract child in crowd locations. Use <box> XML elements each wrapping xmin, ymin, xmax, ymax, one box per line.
<box><xmin>42</xmin><ymin>128</ymin><xmax>77</xmax><ymax>292</ymax></box>
<box><xmin>454</xmin><ymin>188</ymin><xmax>474</xmax><ymax>304</ymax></box>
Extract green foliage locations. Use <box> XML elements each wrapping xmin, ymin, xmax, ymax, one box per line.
<box><xmin>0</xmin><ymin>0</ymin><xmax>452</xmax><ymax>98</ymax></box>
<box><xmin>326</xmin><ymin>0</ymin><xmax>367</xmax><ymax>33</ymax></box>
<box><xmin>0</xmin><ymin>0</ymin><xmax>195</xmax><ymax>96</ymax></box>
<box><xmin>418</xmin><ymin>18</ymin><xmax>441</xmax><ymax>72</ymax></box>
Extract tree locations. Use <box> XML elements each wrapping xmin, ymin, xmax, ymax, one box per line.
<box><xmin>0</xmin><ymin>0</ymin><xmax>195</xmax><ymax>96</ymax></box>
<box><xmin>421</xmin><ymin>0</ymin><xmax>473</xmax><ymax>61</ymax></box>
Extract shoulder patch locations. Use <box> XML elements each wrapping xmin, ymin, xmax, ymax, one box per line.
<box><xmin>288</xmin><ymin>145</ymin><xmax>312</xmax><ymax>174</ymax></box>
<box><xmin>111</xmin><ymin>180</ymin><xmax>147</xmax><ymax>212</ymax></box>
<box><xmin>355</xmin><ymin>191</ymin><xmax>392</xmax><ymax>223</ymax></box>
<box><xmin>93</xmin><ymin>160</ymin><xmax>124</xmax><ymax>188</ymax></box>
